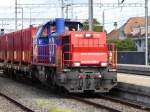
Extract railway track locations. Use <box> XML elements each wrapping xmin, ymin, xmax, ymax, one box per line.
<box><xmin>67</xmin><ymin>92</ymin><xmax>150</xmax><ymax>112</ymax></box>
<box><xmin>68</xmin><ymin>95</ymin><xmax>121</xmax><ymax>112</ymax></box>
<box><xmin>112</xmin><ymin>86</ymin><xmax>150</xmax><ymax>106</ymax></box>
<box><xmin>98</xmin><ymin>94</ymin><xmax>150</xmax><ymax>111</ymax></box>
<box><xmin>0</xmin><ymin>92</ymin><xmax>34</xmax><ymax>112</ymax></box>
<box><xmin>0</xmin><ymin>71</ymin><xmax>149</xmax><ymax>112</ymax></box>
<box><xmin>0</xmin><ymin>74</ymin><xmax>122</xmax><ymax>112</ymax></box>
<box><xmin>117</xmin><ymin>64</ymin><xmax>150</xmax><ymax>76</ymax></box>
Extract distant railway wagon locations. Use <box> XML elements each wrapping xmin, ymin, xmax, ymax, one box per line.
<box><xmin>0</xmin><ymin>27</ymin><xmax>37</xmax><ymax>63</ymax></box>
<box><xmin>0</xmin><ymin>18</ymin><xmax>117</xmax><ymax>93</ymax></box>
<box><xmin>7</xmin><ymin>32</ymin><xmax>14</xmax><ymax>62</ymax></box>
<box><xmin>0</xmin><ymin>35</ymin><xmax>7</xmax><ymax>61</ymax></box>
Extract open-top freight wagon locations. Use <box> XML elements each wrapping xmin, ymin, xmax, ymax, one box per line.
<box><xmin>0</xmin><ymin>18</ymin><xmax>117</xmax><ymax>93</ymax></box>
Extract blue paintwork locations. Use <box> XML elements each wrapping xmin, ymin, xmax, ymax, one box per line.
<box><xmin>33</xmin><ymin>18</ymin><xmax>83</xmax><ymax>64</ymax></box>
<box><xmin>56</xmin><ymin>18</ymin><xmax>65</xmax><ymax>34</ymax></box>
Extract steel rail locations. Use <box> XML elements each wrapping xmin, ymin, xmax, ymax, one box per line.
<box><xmin>117</xmin><ymin>69</ymin><xmax>150</xmax><ymax>76</ymax></box>
<box><xmin>115</xmin><ymin>85</ymin><xmax>150</xmax><ymax>98</ymax></box>
<box><xmin>98</xmin><ymin>94</ymin><xmax>150</xmax><ymax>111</ymax></box>
<box><xmin>117</xmin><ymin>64</ymin><xmax>150</xmax><ymax>76</ymax></box>
<box><xmin>68</xmin><ymin>95</ymin><xmax>121</xmax><ymax>112</ymax></box>
<box><xmin>67</xmin><ymin>91</ymin><xmax>150</xmax><ymax>112</ymax></box>
<box><xmin>0</xmin><ymin>92</ymin><xmax>34</xmax><ymax>112</ymax></box>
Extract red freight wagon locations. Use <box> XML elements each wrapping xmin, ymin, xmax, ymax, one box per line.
<box><xmin>0</xmin><ymin>35</ymin><xmax>4</xmax><ymax>61</ymax></box>
<box><xmin>14</xmin><ymin>30</ymin><xmax>22</xmax><ymax>63</ymax></box>
<box><xmin>22</xmin><ymin>27</ymin><xmax>37</xmax><ymax>63</ymax></box>
<box><xmin>7</xmin><ymin>32</ymin><xmax>14</xmax><ymax>62</ymax></box>
<box><xmin>0</xmin><ymin>35</ymin><xmax>7</xmax><ymax>61</ymax></box>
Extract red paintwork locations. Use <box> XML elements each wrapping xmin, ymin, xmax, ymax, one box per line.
<box><xmin>13</xmin><ymin>30</ymin><xmax>22</xmax><ymax>62</ymax></box>
<box><xmin>0</xmin><ymin>26</ymin><xmax>37</xmax><ymax>63</ymax></box>
<box><xmin>0</xmin><ymin>28</ymin><xmax>108</xmax><ymax>68</ymax></box>
<box><xmin>22</xmin><ymin>27</ymin><xmax>37</xmax><ymax>63</ymax></box>
<box><xmin>7</xmin><ymin>32</ymin><xmax>14</xmax><ymax>61</ymax></box>
<box><xmin>0</xmin><ymin>35</ymin><xmax>7</xmax><ymax>61</ymax></box>
<box><xmin>13</xmin><ymin>27</ymin><xmax>37</xmax><ymax>63</ymax></box>
<box><xmin>62</xmin><ymin>31</ymin><xmax>108</xmax><ymax>66</ymax></box>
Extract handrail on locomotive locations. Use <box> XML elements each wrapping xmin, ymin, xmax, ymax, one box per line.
<box><xmin>32</xmin><ymin>42</ymin><xmax>117</xmax><ymax>70</ymax></box>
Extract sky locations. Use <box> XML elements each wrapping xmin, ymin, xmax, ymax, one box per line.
<box><xmin>0</xmin><ymin>0</ymin><xmax>149</xmax><ymax>32</ymax></box>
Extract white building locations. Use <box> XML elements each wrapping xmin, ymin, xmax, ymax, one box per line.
<box><xmin>131</xmin><ymin>26</ymin><xmax>150</xmax><ymax>52</ymax></box>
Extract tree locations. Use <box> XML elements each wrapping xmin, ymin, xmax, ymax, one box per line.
<box><xmin>107</xmin><ymin>38</ymin><xmax>137</xmax><ymax>51</ymax></box>
<box><xmin>82</xmin><ymin>18</ymin><xmax>104</xmax><ymax>32</ymax></box>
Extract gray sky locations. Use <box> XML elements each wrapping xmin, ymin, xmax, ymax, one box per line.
<box><xmin>0</xmin><ymin>0</ymin><xmax>149</xmax><ymax>32</ymax></box>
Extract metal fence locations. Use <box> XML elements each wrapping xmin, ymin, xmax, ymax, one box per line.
<box><xmin>117</xmin><ymin>51</ymin><xmax>145</xmax><ymax>65</ymax></box>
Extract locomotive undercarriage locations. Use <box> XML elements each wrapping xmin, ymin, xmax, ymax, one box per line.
<box><xmin>57</xmin><ymin>67</ymin><xmax>117</xmax><ymax>93</ymax></box>
<box><xmin>27</xmin><ymin>65</ymin><xmax>117</xmax><ymax>93</ymax></box>
<box><xmin>1</xmin><ymin>63</ymin><xmax>117</xmax><ymax>93</ymax></box>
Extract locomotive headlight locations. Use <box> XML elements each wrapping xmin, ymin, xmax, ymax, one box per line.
<box><xmin>85</xmin><ymin>33</ymin><xmax>92</xmax><ymax>38</ymax></box>
<box><xmin>100</xmin><ymin>62</ymin><xmax>107</xmax><ymax>67</ymax></box>
<box><xmin>97</xmin><ymin>75</ymin><xmax>102</xmax><ymax>78</ymax></box>
<box><xmin>73</xmin><ymin>62</ymin><xmax>80</xmax><ymax>67</ymax></box>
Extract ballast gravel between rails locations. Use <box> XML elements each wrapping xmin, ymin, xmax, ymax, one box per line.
<box><xmin>68</xmin><ymin>95</ymin><xmax>121</xmax><ymax>112</ymax></box>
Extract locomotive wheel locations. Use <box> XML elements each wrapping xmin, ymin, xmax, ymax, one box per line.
<box><xmin>37</xmin><ymin>66</ymin><xmax>47</xmax><ymax>83</ymax></box>
<box><xmin>46</xmin><ymin>68</ymin><xmax>57</xmax><ymax>89</ymax></box>
<box><xmin>9</xmin><ymin>68</ymin><xmax>14</xmax><ymax>79</ymax></box>
<box><xmin>31</xmin><ymin>68</ymin><xmax>40</xmax><ymax>83</ymax></box>
<box><xmin>49</xmin><ymin>69</ymin><xmax>56</xmax><ymax>86</ymax></box>
<box><xmin>3</xmin><ymin>68</ymin><xmax>9</xmax><ymax>76</ymax></box>
<box><xmin>46</xmin><ymin>70</ymin><xmax>52</xmax><ymax>85</ymax></box>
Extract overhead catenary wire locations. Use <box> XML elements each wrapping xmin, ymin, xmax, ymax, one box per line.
<box><xmin>0</xmin><ymin>0</ymin><xmax>148</xmax><ymax>32</ymax></box>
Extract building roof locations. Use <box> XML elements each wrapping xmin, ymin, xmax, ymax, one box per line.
<box><xmin>124</xmin><ymin>17</ymin><xmax>150</xmax><ymax>36</ymax></box>
<box><xmin>108</xmin><ymin>17</ymin><xmax>150</xmax><ymax>38</ymax></box>
<box><xmin>107</xmin><ymin>29</ymin><xmax>119</xmax><ymax>39</ymax></box>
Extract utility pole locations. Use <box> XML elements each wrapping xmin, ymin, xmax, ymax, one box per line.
<box><xmin>15</xmin><ymin>0</ymin><xmax>17</xmax><ymax>30</ymax></box>
<box><xmin>1</xmin><ymin>20</ymin><xmax>4</xmax><ymax>28</ymax></box>
<box><xmin>29</xmin><ymin>8</ymin><xmax>32</xmax><ymax>25</ymax></box>
<box><xmin>88</xmin><ymin>0</ymin><xmax>93</xmax><ymax>31</ymax></box>
<box><xmin>66</xmin><ymin>4</ymin><xmax>72</xmax><ymax>19</ymax></box>
<box><xmin>71</xmin><ymin>0</ymin><xmax>73</xmax><ymax>19</ymax></box>
<box><xmin>66</xmin><ymin>4</ymin><xmax>69</xmax><ymax>19</ymax></box>
<box><xmin>145</xmin><ymin>0</ymin><xmax>148</xmax><ymax>65</ymax></box>
<box><xmin>102</xmin><ymin>10</ymin><xmax>105</xmax><ymax>32</ymax></box>
<box><xmin>61</xmin><ymin>0</ymin><xmax>64</xmax><ymax>18</ymax></box>
<box><xmin>21</xmin><ymin>8</ymin><xmax>23</xmax><ymax>29</ymax></box>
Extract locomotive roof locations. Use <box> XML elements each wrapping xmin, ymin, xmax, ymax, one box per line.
<box><xmin>43</xmin><ymin>20</ymin><xmax>83</xmax><ymax>27</ymax></box>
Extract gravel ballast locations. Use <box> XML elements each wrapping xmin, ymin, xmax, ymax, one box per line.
<box><xmin>0</xmin><ymin>75</ymin><xmax>107</xmax><ymax>112</ymax></box>
<box><xmin>0</xmin><ymin>74</ymin><xmax>148</xmax><ymax>112</ymax></box>
<box><xmin>0</xmin><ymin>95</ymin><xmax>26</xmax><ymax>112</ymax></box>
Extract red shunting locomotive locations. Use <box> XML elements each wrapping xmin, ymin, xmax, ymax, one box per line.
<box><xmin>0</xmin><ymin>18</ymin><xmax>117</xmax><ymax>93</ymax></box>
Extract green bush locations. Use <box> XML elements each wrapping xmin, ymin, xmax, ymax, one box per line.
<box><xmin>107</xmin><ymin>38</ymin><xmax>137</xmax><ymax>51</ymax></box>
<box><xmin>82</xmin><ymin>18</ymin><xmax>104</xmax><ymax>32</ymax></box>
